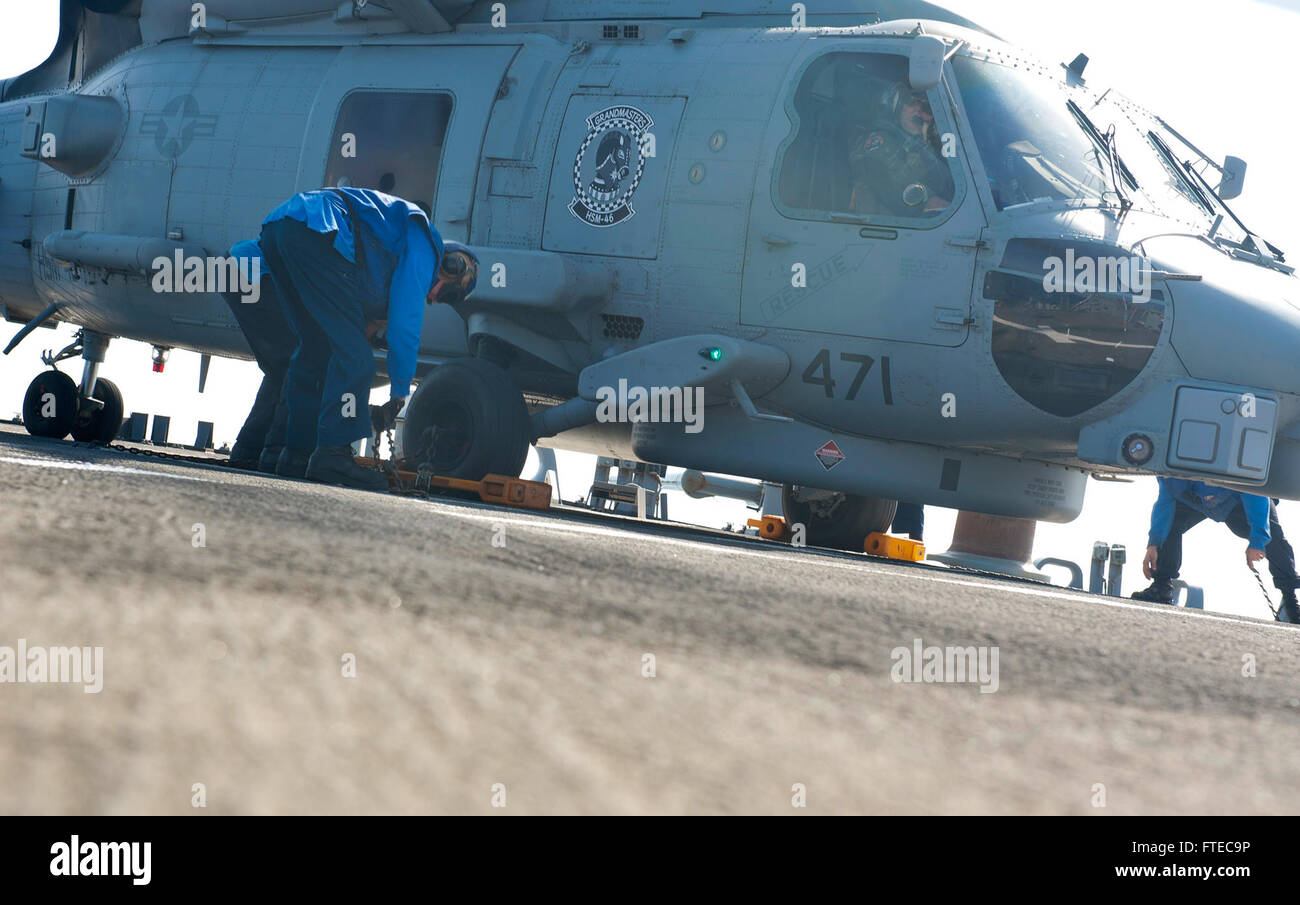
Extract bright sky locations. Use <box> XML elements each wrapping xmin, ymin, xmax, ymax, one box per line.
<box><xmin>1</xmin><ymin>0</ymin><xmax>1297</xmax><ymax>617</ymax></box>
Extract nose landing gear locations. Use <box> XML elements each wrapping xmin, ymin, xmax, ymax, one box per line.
<box><xmin>20</xmin><ymin>329</ymin><xmax>124</xmax><ymax>444</ymax></box>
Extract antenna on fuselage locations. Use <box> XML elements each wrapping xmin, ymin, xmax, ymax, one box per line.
<box><xmin>1065</xmin><ymin>53</ymin><xmax>1089</xmax><ymax>80</ymax></box>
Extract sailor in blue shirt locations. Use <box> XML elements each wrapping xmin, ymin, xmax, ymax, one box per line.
<box><xmin>1132</xmin><ymin>477</ymin><xmax>1300</xmax><ymax>621</ymax></box>
<box><xmin>257</xmin><ymin>187</ymin><xmax>478</xmax><ymax>490</ymax></box>
<box><xmin>220</xmin><ymin>239</ymin><xmax>295</xmax><ymax>472</ymax></box>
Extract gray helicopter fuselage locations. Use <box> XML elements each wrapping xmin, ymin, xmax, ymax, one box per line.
<box><xmin>2</xmin><ymin>6</ymin><xmax>1298</xmax><ymax>521</ymax></box>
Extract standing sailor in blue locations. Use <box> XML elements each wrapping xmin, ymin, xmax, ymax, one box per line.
<box><xmin>257</xmin><ymin>187</ymin><xmax>477</xmax><ymax>490</ymax></box>
<box><xmin>1132</xmin><ymin>477</ymin><xmax>1300</xmax><ymax>622</ymax></box>
<box><xmin>220</xmin><ymin>239</ymin><xmax>296</xmax><ymax>472</ymax></box>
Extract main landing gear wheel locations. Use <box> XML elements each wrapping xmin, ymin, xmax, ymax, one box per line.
<box><xmin>782</xmin><ymin>485</ymin><xmax>898</xmax><ymax>551</ymax></box>
<box><xmin>70</xmin><ymin>377</ymin><xmax>124</xmax><ymax>444</ymax></box>
<box><xmin>22</xmin><ymin>370</ymin><xmax>78</xmax><ymax>439</ymax></box>
<box><xmin>403</xmin><ymin>357</ymin><xmax>530</xmax><ymax>480</ymax></box>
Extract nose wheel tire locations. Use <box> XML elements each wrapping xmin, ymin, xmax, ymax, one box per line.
<box><xmin>70</xmin><ymin>377</ymin><xmax>124</xmax><ymax>444</ymax></box>
<box><xmin>22</xmin><ymin>370</ymin><xmax>79</xmax><ymax>439</ymax></box>
<box><xmin>403</xmin><ymin>357</ymin><xmax>530</xmax><ymax>480</ymax></box>
<box><xmin>782</xmin><ymin>485</ymin><xmax>898</xmax><ymax>551</ymax></box>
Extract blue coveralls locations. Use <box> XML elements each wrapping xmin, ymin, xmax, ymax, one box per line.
<box><xmin>1146</xmin><ymin>478</ymin><xmax>1299</xmax><ymax>593</ymax></box>
<box><xmin>258</xmin><ymin>188</ymin><xmax>442</xmax><ymax>449</ymax></box>
<box><xmin>220</xmin><ymin>240</ymin><xmax>294</xmax><ymax>460</ymax></box>
<box><xmin>891</xmin><ymin>503</ymin><xmax>925</xmax><ymax>541</ymax></box>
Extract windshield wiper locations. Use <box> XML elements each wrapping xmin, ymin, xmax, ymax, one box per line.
<box><xmin>1181</xmin><ymin>160</ymin><xmax>1289</xmax><ymax>265</ymax></box>
<box><xmin>1148</xmin><ymin>130</ymin><xmax>1215</xmax><ymax>216</ymax></box>
<box><xmin>1149</xmin><ymin>120</ymin><xmax>1288</xmax><ymax>266</ymax></box>
<box><xmin>1066</xmin><ymin>99</ymin><xmax>1138</xmax><ymax>211</ymax></box>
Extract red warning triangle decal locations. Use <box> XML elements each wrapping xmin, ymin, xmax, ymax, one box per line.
<box><xmin>815</xmin><ymin>440</ymin><xmax>845</xmax><ymax>471</ymax></box>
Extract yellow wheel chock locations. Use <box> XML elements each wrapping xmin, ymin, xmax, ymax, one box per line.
<box><xmin>863</xmin><ymin>532</ymin><xmax>926</xmax><ymax>562</ymax></box>
<box><xmin>746</xmin><ymin>515</ymin><xmax>790</xmax><ymax>540</ymax></box>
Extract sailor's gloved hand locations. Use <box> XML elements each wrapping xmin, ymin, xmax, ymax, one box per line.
<box><xmin>370</xmin><ymin>397</ymin><xmax>405</xmax><ymax>434</ymax></box>
<box><xmin>365</xmin><ymin>319</ymin><xmax>388</xmax><ymax>350</ymax></box>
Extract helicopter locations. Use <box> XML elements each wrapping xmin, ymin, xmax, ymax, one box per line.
<box><xmin>2</xmin><ymin>0</ymin><xmax>1296</xmax><ymax>549</ymax></box>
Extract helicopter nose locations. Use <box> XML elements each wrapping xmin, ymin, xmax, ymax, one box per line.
<box><xmin>1145</xmin><ymin>239</ymin><xmax>1300</xmax><ymax>397</ymax></box>
<box><xmin>1165</xmin><ymin>278</ymin><xmax>1300</xmax><ymax>396</ymax></box>
<box><xmin>1152</xmin><ymin>258</ymin><xmax>1300</xmax><ymax>498</ymax></box>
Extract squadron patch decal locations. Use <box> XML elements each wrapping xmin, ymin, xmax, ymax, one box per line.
<box><xmin>568</xmin><ymin>105</ymin><xmax>654</xmax><ymax>228</ymax></box>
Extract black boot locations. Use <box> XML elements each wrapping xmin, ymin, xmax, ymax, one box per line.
<box><xmin>257</xmin><ymin>445</ymin><xmax>283</xmax><ymax>474</ymax></box>
<box><xmin>305</xmin><ymin>445</ymin><xmax>389</xmax><ymax>491</ymax></box>
<box><xmin>1131</xmin><ymin>581</ymin><xmax>1176</xmax><ymax>605</ymax></box>
<box><xmin>227</xmin><ymin>441</ymin><xmax>261</xmax><ymax>471</ymax></box>
<box><xmin>274</xmin><ymin>446</ymin><xmax>312</xmax><ymax>479</ymax></box>
<box><xmin>1281</xmin><ymin>590</ymin><xmax>1300</xmax><ymax>625</ymax></box>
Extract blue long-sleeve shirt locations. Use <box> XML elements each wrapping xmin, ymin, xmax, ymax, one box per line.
<box><xmin>1147</xmin><ymin>478</ymin><xmax>1271</xmax><ymax>550</ymax></box>
<box><xmin>262</xmin><ymin>188</ymin><xmax>442</xmax><ymax>398</ymax></box>
<box><xmin>229</xmin><ymin>239</ymin><xmax>262</xmax><ymax>285</ymax></box>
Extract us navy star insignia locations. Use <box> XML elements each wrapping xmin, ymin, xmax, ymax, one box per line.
<box><xmin>140</xmin><ymin>94</ymin><xmax>218</xmax><ymax>159</ymax></box>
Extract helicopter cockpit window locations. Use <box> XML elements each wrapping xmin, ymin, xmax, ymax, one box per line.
<box><xmin>950</xmin><ymin>56</ymin><xmax>1111</xmax><ymax>211</ymax></box>
<box><xmin>324</xmin><ymin>92</ymin><xmax>452</xmax><ymax>214</ymax></box>
<box><xmin>777</xmin><ymin>52</ymin><xmax>957</xmax><ymax>220</ymax></box>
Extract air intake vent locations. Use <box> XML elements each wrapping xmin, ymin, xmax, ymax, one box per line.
<box><xmin>601</xmin><ymin>315</ymin><xmax>644</xmax><ymax>340</ymax></box>
<box><xmin>602</xmin><ymin>23</ymin><xmax>641</xmax><ymax>39</ymax></box>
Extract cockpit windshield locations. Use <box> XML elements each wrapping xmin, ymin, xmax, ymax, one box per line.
<box><xmin>950</xmin><ymin>54</ymin><xmax>1232</xmax><ymax>234</ymax></box>
<box><xmin>1090</xmin><ymin>93</ymin><xmax>1241</xmax><ymax>235</ymax></box>
<box><xmin>950</xmin><ymin>55</ymin><xmax>1109</xmax><ymax>211</ymax></box>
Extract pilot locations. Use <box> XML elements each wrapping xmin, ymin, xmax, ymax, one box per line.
<box><xmin>219</xmin><ymin>239</ymin><xmax>295</xmax><ymax>472</ymax></box>
<box><xmin>849</xmin><ymin>84</ymin><xmax>954</xmax><ymax>217</ymax></box>
<box><xmin>257</xmin><ymin>187</ymin><xmax>478</xmax><ymax>491</ymax></box>
<box><xmin>1131</xmin><ymin>478</ymin><xmax>1300</xmax><ymax>623</ymax></box>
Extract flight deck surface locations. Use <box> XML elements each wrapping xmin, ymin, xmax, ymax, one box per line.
<box><xmin>0</xmin><ymin>425</ymin><xmax>1296</xmax><ymax>815</ymax></box>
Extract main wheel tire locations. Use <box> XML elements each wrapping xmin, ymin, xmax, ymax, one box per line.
<box><xmin>70</xmin><ymin>377</ymin><xmax>124</xmax><ymax>444</ymax></box>
<box><xmin>22</xmin><ymin>370</ymin><xmax>79</xmax><ymax>439</ymax></box>
<box><xmin>402</xmin><ymin>358</ymin><xmax>530</xmax><ymax>480</ymax></box>
<box><xmin>782</xmin><ymin>485</ymin><xmax>898</xmax><ymax>551</ymax></box>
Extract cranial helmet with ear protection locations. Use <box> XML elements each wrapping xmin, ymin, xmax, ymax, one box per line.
<box><xmin>431</xmin><ymin>240</ymin><xmax>479</xmax><ymax>305</ymax></box>
<box><xmin>885</xmin><ymin>80</ymin><xmax>938</xmax><ymax>147</ymax></box>
<box><xmin>886</xmin><ymin>81</ymin><xmax>931</xmax><ymax>118</ymax></box>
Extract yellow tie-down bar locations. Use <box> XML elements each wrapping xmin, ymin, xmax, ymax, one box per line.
<box><xmin>354</xmin><ymin>458</ymin><xmax>552</xmax><ymax>511</ymax></box>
